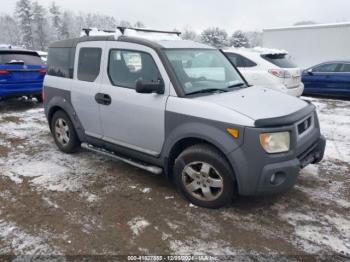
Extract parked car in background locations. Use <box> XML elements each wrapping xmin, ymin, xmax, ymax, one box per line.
<box><xmin>224</xmin><ymin>48</ymin><xmax>304</xmax><ymax>97</ymax></box>
<box><xmin>36</xmin><ymin>51</ymin><xmax>48</xmax><ymax>64</ymax></box>
<box><xmin>0</xmin><ymin>48</ymin><xmax>47</xmax><ymax>102</ymax></box>
<box><xmin>302</xmin><ymin>61</ymin><xmax>350</xmax><ymax>98</ymax></box>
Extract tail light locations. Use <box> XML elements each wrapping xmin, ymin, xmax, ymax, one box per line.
<box><xmin>38</xmin><ymin>69</ymin><xmax>47</xmax><ymax>74</ymax></box>
<box><xmin>268</xmin><ymin>69</ymin><xmax>291</xmax><ymax>78</ymax></box>
<box><xmin>0</xmin><ymin>70</ymin><xmax>10</xmax><ymax>75</ymax></box>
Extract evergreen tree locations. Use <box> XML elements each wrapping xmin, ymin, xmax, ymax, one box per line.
<box><xmin>200</xmin><ymin>27</ymin><xmax>229</xmax><ymax>48</ymax></box>
<box><xmin>49</xmin><ymin>1</ymin><xmax>61</xmax><ymax>40</ymax></box>
<box><xmin>60</xmin><ymin>11</ymin><xmax>72</xmax><ymax>39</ymax></box>
<box><xmin>32</xmin><ymin>1</ymin><xmax>49</xmax><ymax>50</ymax></box>
<box><xmin>15</xmin><ymin>0</ymin><xmax>34</xmax><ymax>49</ymax></box>
<box><xmin>230</xmin><ymin>30</ymin><xmax>250</xmax><ymax>48</ymax></box>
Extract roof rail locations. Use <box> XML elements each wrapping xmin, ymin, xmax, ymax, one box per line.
<box><xmin>81</xmin><ymin>27</ymin><xmax>181</xmax><ymax>37</ymax></box>
<box><xmin>117</xmin><ymin>27</ymin><xmax>181</xmax><ymax>36</ymax></box>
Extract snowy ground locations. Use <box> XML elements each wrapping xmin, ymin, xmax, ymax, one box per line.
<box><xmin>0</xmin><ymin>97</ymin><xmax>349</xmax><ymax>260</ymax></box>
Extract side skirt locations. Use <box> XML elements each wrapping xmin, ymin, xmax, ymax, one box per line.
<box><xmin>81</xmin><ymin>143</ymin><xmax>163</xmax><ymax>175</ymax></box>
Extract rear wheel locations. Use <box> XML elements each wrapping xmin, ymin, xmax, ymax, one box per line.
<box><xmin>51</xmin><ymin>111</ymin><xmax>80</xmax><ymax>153</ymax></box>
<box><xmin>173</xmin><ymin>144</ymin><xmax>236</xmax><ymax>209</ymax></box>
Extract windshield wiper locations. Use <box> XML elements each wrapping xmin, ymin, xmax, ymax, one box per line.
<box><xmin>227</xmin><ymin>82</ymin><xmax>246</xmax><ymax>89</ymax></box>
<box><xmin>187</xmin><ymin>88</ymin><xmax>228</xmax><ymax>95</ymax></box>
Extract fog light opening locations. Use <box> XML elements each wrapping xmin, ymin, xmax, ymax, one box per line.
<box><xmin>270</xmin><ymin>172</ymin><xmax>286</xmax><ymax>186</ymax></box>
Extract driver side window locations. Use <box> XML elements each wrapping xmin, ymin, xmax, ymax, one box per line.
<box><xmin>108</xmin><ymin>50</ymin><xmax>162</xmax><ymax>89</ymax></box>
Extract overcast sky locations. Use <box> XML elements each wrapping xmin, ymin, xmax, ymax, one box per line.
<box><xmin>2</xmin><ymin>0</ymin><xmax>350</xmax><ymax>33</ymax></box>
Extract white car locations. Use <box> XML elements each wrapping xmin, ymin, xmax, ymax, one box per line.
<box><xmin>224</xmin><ymin>48</ymin><xmax>304</xmax><ymax>97</ymax></box>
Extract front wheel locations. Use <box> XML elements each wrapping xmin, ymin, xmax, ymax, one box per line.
<box><xmin>51</xmin><ymin>110</ymin><xmax>80</xmax><ymax>154</ymax></box>
<box><xmin>173</xmin><ymin>144</ymin><xmax>236</xmax><ymax>209</ymax></box>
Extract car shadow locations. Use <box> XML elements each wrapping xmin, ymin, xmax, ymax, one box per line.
<box><xmin>0</xmin><ymin>97</ymin><xmax>42</xmax><ymax>113</ymax></box>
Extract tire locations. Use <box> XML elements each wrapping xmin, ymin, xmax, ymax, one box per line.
<box><xmin>51</xmin><ymin>110</ymin><xmax>80</xmax><ymax>154</ymax></box>
<box><xmin>173</xmin><ymin>144</ymin><xmax>236</xmax><ymax>209</ymax></box>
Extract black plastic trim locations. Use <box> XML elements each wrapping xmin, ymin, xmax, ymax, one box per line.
<box><xmin>254</xmin><ymin>103</ymin><xmax>316</xmax><ymax>128</ymax></box>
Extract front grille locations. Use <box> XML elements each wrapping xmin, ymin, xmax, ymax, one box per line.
<box><xmin>298</xmin><ymin>116</ymin><xmax>312</xmax><ymax>135</ymax></box>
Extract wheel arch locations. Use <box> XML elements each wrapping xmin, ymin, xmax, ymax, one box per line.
<box><xmin>164</xmin><ymin>136</ymin><xmax>239</xmax><ymax>188</ymax></box>
<box><xmin>45</xmin><ymin>96</ymin><xmax>85</xmax><ymax>141</ymax></box>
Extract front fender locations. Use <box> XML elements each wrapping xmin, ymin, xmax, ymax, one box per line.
<box><xmin>162</xmin><ymin>111</ymin><xmax>244</xmax><ymax>158</ymax></box>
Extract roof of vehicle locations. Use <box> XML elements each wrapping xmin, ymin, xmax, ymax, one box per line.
<box><xmin>264</xmin><ymin>21</ymin><xmax>350</xmax><ymax>32</ymax></box>
<box><xmin>0</xmin><ymin>48</ymin><xmax>41</xmax><ymax>55</ymax></box>
<box><xmin>49</xmin><ymin>27</ymin><xmax>214</xmax><ymax>50</ymax></box>
<box><xmin>224</xmin><ymin>47</ymin><xmax>288</xmax><ymax>56</ymax></box>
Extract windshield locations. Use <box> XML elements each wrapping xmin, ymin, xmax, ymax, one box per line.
<box><xmin>261</xmin><ymin>54</ymin><xmax>297</xmax><ymax>68</ymax></box>
<box><xmin>164</xmin><ymin>49</ymin><xmax>246</xmax><ymax>95</ymax></box>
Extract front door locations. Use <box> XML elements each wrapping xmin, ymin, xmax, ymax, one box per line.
<box><xmin>98</xmin><ymin>42</ymin><xmax>170</xmax><ymax>156</ymax></box>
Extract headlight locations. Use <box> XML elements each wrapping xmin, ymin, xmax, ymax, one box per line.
<box><xmin>259</xmin><ymin>132</ymin><xmax>290</xmax><ymax>154</ymax></box>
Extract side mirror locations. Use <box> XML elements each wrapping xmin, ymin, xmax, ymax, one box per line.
<box><xmin>307</xmin><ymin>69</ymin><xmax>313</xmax><ymax>75</ymax></box>
<box><xmin>136</xmin><ymin>78</ymin><xmax>164</xmax><ymax>94</ymax></box>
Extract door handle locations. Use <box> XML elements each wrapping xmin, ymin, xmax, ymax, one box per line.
<box><xmin>95</xmin><ymin>93</ymin><xmax>112</xmax><ymax>105</ymax></box>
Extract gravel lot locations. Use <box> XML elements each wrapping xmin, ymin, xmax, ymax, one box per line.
<box><xmin>0</xmin><ymin>97</ymin><xmax>349</xmax><ymax>260</ymax></box>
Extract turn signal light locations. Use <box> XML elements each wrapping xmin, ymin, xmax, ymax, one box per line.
<box><xmin>0</xmin><ymin>70</ymin><xmax>10</xmax><ymax>75</ymax></box>
<box><xmin>227</xmin><ymin>128</ymin><xmax>239</xmax><ymax>139</ymax></box>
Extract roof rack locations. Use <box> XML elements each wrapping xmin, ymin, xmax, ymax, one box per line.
<box><xmin>82</xmin><ymin>27</ymin><xmax>181</xmax><ymax>37</ymax></box>
<box><xmin>117</xmin><ymin>27</ymin><xmax>181</xmax><ymax>36</ymax></box>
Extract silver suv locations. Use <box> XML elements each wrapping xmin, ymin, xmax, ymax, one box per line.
<box><xmin>44</xmin><ymin>28</ymin><xmax>326</xmax><ymax>209</ymax></box>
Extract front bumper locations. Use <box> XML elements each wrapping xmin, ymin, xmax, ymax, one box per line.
<box><xmin>255</xmin><ymin>136</ymin><xmax>326</xmax><ymax>195</ymax></box>
<box><xmin>285</xmin><ymin>83</ymin><xmax>304</xmax><ymax>97</ymax></box>
<box><xmin>228</xmin><ymin>111</ymin><xmax>326</xmax><ymax>196</ymax></box>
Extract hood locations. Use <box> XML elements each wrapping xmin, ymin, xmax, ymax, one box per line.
<box><xmin>195</xmin><ymin>86</ymin><xmax>308</xmax><ymax>121</ymax></box>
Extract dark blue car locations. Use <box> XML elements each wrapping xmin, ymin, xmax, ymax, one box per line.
<box><xmin>0</xmin><ymin>49</ymin><xmax>47</xmax><ymax>102</ymax></box>
<box><xmin>302</xmin><ymin>61</ymin><xmax>350</xmax><ymax>98</ymax></box>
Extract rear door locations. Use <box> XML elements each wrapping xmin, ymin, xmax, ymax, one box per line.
<box><xmin>70</xmin><ymin>42</ymin><xmax>105</xmax><ymax>137</ymax></box>
<box><xmin>0</xmin><ymin>51</ymin><xmax>46</xmax><ymax>86</ymax></box>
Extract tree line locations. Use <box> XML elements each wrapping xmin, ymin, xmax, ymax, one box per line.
<box><xmin>0</xmin><ymin>0</ymin><xmax>262</xmax><ymax>51</ymax></box>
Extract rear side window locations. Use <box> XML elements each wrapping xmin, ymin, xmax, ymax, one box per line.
<box><xmin>0</xmin><ymin>51</ymin><xmax>43</xmax><ymax>65</ymax></box>
<box><xmin>77</xmin><ymin>48</ymin><xmax>102</xmax><ymax>82</ymax></box>
<box><xmin>340</xmin><ymin>63</ymin><xmax>350</xmax><ymax>73</ymax></box>
<box><xmin>226</xmin><ymin>53</ymin><xmax>257</xmax><ymax>68</ymax></box>
<box><xmin>261</xmin><ymin>54</ymin><xmax>297</xmax><ymax>68</ymax></box>
<box><xmin>313</xmin><ymin>63</ymin><xmax>341</xmax><ymax>73</ymax></box>
<box><xmin>47</xmin><ymin>48</ymin><xmax>75</xmax><ymax>78</ymax></box>
<box><xmin>108</xmin><ymin>50</ymin><xmax>161</xmax><ymax>89</ymax></box>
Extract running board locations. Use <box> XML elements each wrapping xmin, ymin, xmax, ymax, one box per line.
<box><xmin>81</xmin><ymin>143</ymin><xmax>163</xmax><ymax>175</ymax></box>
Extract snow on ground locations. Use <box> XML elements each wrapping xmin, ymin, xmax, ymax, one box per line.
<box><xmin>0</xmin><ymin>219</ymin><xmax>62</xmax><ymax>256</ymax></box>
<box><xmin>0</xmin><ymin>97</ymin><xmax>349</xmax><ymax>257</ymax></box>
<box><xmin>128</xmin><ymin>217</ymin><xmax>151</xmax><ymax>236</ymax></box>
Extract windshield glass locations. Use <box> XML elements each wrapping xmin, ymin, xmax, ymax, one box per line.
<box><xmin>261</xmin><ymin>54</ymin><xmax>297</xmax><ymax>68</ymax></box>
<box><xmin>164</xmin><ymin>49</ymin><xmax>245</xmax><ymax>95</ymax></box>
